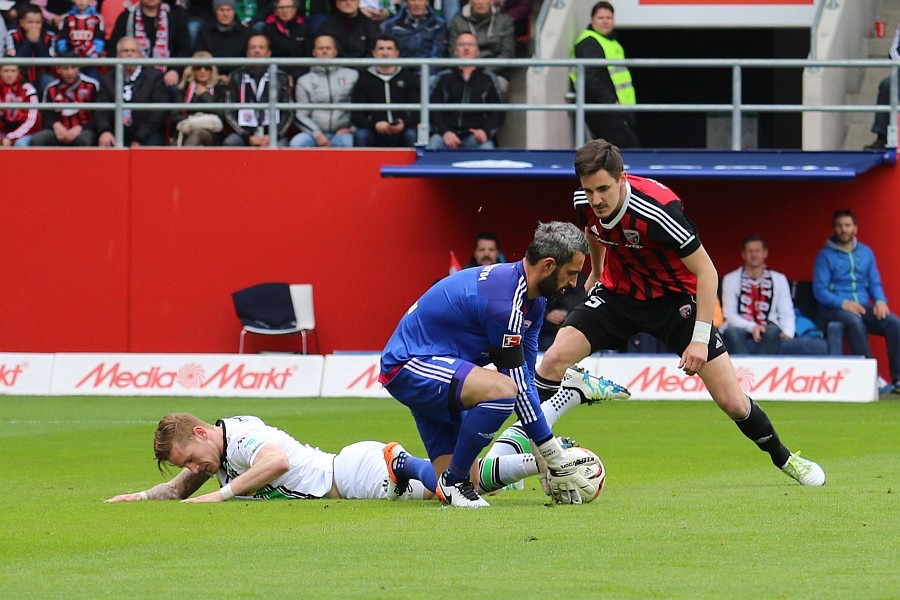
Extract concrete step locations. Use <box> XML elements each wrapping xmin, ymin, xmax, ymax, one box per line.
<box><xmin>841</xmin><ymin>4</ymin><xmax>899</xmax><ymax>149</ymax></box>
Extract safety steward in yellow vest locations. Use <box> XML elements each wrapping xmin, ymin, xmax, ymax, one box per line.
<box><xmin>569</xmin><ymin>1</ymin><xmax>639</xmax><ymax>148</ymax></box>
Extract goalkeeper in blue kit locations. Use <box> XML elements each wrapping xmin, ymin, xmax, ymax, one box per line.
<box><xmin>379</xmin><ymin>221</ymin><xmax>629</xmax><ymax>508</ymax></box>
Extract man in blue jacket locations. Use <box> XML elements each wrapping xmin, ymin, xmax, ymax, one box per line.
<box><xmin>813</xmin><ymin>209</ymin><xmax>900</xmax><ymax>394</ymax></box>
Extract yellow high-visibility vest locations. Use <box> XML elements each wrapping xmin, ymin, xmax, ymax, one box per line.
<box><xmin>570</xmin><ymin>28</ymin><xmax>636</xmax><ymax>105</ymax></box>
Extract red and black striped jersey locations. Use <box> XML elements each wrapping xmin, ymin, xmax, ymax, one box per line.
<box><xmin>6</xmin><ymin>28</ymin><xmax>57</xmax><ymax>84</ymax></box>
<box><xmin>0</xmin><ymin>79</ymin><xmax>40</xmax><ymax>139</ymax></box>
<box><xmin>59</xmin><ymin>13</ymin><xmax>106</xmax><ymax>58</ymax></box>
<box><xmin>42</xmin><ymin>74</ymin><xmax>100</xmax><ymax>128</ymax></box>
<box><xmin>574</xmin><ymin>175</ymin><xmax>702</xmax><ymax>300</ymax></box>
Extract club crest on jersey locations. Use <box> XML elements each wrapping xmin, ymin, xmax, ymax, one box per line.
<box><xmin>679</xmin><ymin>304</ymin><xmax>692</xmax><ymax>319</ymax></box>
<box><xmin>502</xmin><ymin>334</ymin><xmax>522</xmax><ymax>348</ymax></box>
<box><xmin>624</xmin><ymin>229</ymin><xmax>641</xmax><ymax>245</ymax></box>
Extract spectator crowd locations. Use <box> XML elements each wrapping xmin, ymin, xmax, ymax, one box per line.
<box><xmin>1</xmin><ymin>0</ymin><xmax>523</xmax><ymax>147</ymax></box>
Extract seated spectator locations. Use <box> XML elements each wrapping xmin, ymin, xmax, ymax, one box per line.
<box><xmin>56</xmin><ymin>0</ymin><xmax>106</xmax><ymax>81</ymax></box>
<box><xmin>290</xmin><ymin>33</ymin><xmax>357</xmax><ymax>147</ymax></box>
<box><xmin>865</xmin><ymin>21</ymin><xmax>899</xmax><ymax>150</ymax></box>
<box><xmin>95</xmin><ymin>36</ymin><xmax>169</xmax><ymax>147</ymax></box>
<box><xmin>223</xmin><ymin>33</ymin><xmax>293</xmax><ymax>146</ymax></box>
<box><xmin>30</xmin><ymin>57</ymin><xmax>100</xmax><ymax>146</ymax></box>
<box><xmin>428</xmin><ymin>32</ymin><xmax>504</xmax><ymax>150</ymax></box>
<box><xmin>465</xmin><ymin>231</ymin><xmax>501</xmax><ymax>267</ymax></box>
<box><xmin>5</xmin><ymin>4</ymin><xmax>56</xmax><ymax>95</ymax></box>
<box><xmin>351</xmin><ymin>33</ymin><xmax>418</xmax><ymax>147</ymax></box>
<box><xmin>448</xmin><ymin>0</ymin><xmax>513</xmax><ymax>89</ymax></box>
<box><xmin>380</xmin><ymin>0</ymin><xmax>447</xmax><ymax>59</ymax></box>
<box><xmin>720</xmin><ymin>234</ymin><xmax>827</xmax><ymax>356</ymax></box>
<box><xmin>814</xmin><ymin>210</ymin><xmax>900</xmax><ymax>394</ymax></box>
<box><xmin>171</xmin><ymin>51</ymin><xmax>226</xmax><ymax>145</ymax></box>
<box><xmin>318</xmin><ymin>0</ymin><xmax>380</xmax><ymax>58</ymax></box>
<box><xmin>197</xmin><ymin>0</ymin><xmax>251</xmax><ymax>78</ymax></box>
<box><xmin>109</xmin><ymin>0</ymin><xmax>191</xmax><ymax>87</ymax></box>
<box><xmin>262</xmin><ymin>0</ymin><xmax>311</xmax><ymax>81</ymax></box>
<box><xmin>0</xmin><ymin>63</ymin><xmax>40</xmax><ymax>147</ymax></box>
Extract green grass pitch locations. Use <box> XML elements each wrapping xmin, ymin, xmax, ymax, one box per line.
<box><xmin>1</xmin><ymin>395</ymin><xmax>897</xmax><ymax>599</ymax></box>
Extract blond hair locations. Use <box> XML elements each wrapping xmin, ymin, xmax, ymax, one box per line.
<box><xmin>179</xmin><ymin>51</ymin><xmax>221</xmax><ymax>91</ymax></box>
<box><xmin>154</xmin><ymin>412</ymin><xmax>211</xmax><ymax>472</ymax></box>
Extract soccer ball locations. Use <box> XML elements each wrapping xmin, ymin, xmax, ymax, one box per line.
<box><xmin>569</xmin><ymin>446</ymin><xmax>606</xmax><ymax>503</ymax></box>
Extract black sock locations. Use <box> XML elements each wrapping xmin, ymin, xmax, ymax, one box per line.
<box><xmin>535</xmin><ymin>374</ymin><xmax>561</xmax><ymax>403</ymax></box>
<box><xmin>734</xmin><ymin>398</ymin><xmax>791</xmax><ymax>468</ymax></box>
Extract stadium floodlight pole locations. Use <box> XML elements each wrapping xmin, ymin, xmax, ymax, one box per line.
<box><xmin>574</xmin><ymin>63</ymin><xmax>586</xmax><ymax>149</ymax></box>
<box><xmin>268</xmin><ymin>62</ymin><xmax>278</xmax><ymax>149</ymax></box>
<box><xmin>114</xmin><ymin>63</ymin><xmax>125</xmax><ymax>148</ymax></box>
<box><xmin>417</xmin><ymin>63</ymin><xmax>430</xmax><ymax>147</ymax></box>
<box><xmin>732</xmin><ymin>64</ymin><xmax>742</xmax><ymax>151</ymax></box>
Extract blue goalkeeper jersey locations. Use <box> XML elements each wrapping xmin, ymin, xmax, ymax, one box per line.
<box><xmin>381</xmin><ymin>261</ymin><xmax>546</xmax><ymax>408</ymax></box>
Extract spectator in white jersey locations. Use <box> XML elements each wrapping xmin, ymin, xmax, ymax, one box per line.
<box><xmin>104</xmin><ymin>412</ymin><xmax>550</xmax><ymax>502</ymax></box>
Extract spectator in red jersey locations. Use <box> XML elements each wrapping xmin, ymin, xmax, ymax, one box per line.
<box><xmin>534</xmin><ymin>139</ymin><xmax>827</xmax><ymax>488</ymax></box>
<box><xmin>5</xmin><ymin>3</ymin><xmax>56</xmax><ymax>95</ymax></box>
<box><xmin>0</xmin><ymin>63</ymin><xmax>40</xmax><ymax>146</ymax></box>
<box><xmin>56</xmin><ymin>0</ymin><xmax>106</xmax><ymax>80</ymax></box>
<box><xmin>108</xmin><ymin>0</ymin><xmax>192</xmax><ymax>87</ymax></box>
<box><xmin>95</xmin><ymin>35</ymin><xmax>169</xmax><ymax>146</ymax></box>
<box><xmin>30</xmin><ymin>57</ymin><xmax>101</xmax><ymax>146</ymax></box>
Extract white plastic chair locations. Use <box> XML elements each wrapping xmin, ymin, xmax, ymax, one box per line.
<box><xmin>288</xmin><ymin>283</ymin><xmax>318</xmax><ymax>355</ymax></box>
<box><xmin>235</xmin><ymin>283</ymin><xmax>318</xmax><ymax>354</ymax></box>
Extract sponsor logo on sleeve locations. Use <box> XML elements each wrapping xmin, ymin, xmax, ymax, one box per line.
<box><xmin>502</xmin><ymin>334</ymin><xmax>522</xmax><ymax>348</ymax></box>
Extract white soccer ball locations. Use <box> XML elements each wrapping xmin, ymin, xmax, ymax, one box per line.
<box><xmin>569</xmin><ymin>446</ymin><xmax>606</xmax><ymax>503</ymax></box>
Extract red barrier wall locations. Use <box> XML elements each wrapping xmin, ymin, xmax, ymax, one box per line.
<box><xmin>1</xmin><ymin>149</ymin><xmax>897</xmax><ymax>377</ymax></box>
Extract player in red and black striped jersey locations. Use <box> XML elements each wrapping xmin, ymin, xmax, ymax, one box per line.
<box><xmin>5</xmin><ymin>4</ymin><xmax>57</xmax><ymax>94</ymax></box>
<box><xmin>534</xmin><ymin>139</ymin><xmax>826</xmax><ymax>487</ymax></box>
<box><xmin>30</xmin><ymin>64</ymin><xmax>100</xmax><ymax>146</ymax></box>
<box><xmin>574</xmin><ymin>174</ymin><xmax>701</xmax><ymax>300</ymax></box>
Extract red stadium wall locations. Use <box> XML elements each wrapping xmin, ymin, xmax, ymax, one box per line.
<box><xmin>2</xmin><ymin>150</ymin><xmax>897</xmax><ymax>377</ymax></box>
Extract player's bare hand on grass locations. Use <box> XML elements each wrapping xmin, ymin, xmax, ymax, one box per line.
<box><xmin>181</xmin><ymin>491</ymin><xmax>227</xmax><ymax>503</ymax></box>
<box><xmin>104</xmin><ymin>493</ymin><xmax>144</xmax><ymax>503</ymax></box>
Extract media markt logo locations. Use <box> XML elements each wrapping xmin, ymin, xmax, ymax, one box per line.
<box><xmin>76</xmin><ymin>362</ymin><xmax>298</xmax><ymax>390</ymax></box>
<box><xmin>0</xmin><ymin>363</ymin><xmax>26</xmax><ymax>387</ymax></box>
<box><xmin>628</xmin><ymin>365</ymin><xmax>848</xmax><ymax>395</ymax></box>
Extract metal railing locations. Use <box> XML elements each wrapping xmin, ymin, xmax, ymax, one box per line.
<box><xmin>3</xmin><ymin>55</ymin><xmax>899</xmax><ymax>149</ymax></box>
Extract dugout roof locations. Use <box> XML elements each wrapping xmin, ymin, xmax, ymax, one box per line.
<box><xmin>380</xmin><ymin>148</ymin><xmax>895</xmax><ymax>181</ymax></box>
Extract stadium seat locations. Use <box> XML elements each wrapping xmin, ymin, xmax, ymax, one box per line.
<box><xmin>790</xmin><ymin>280</ymin><xmax>844</xmax><ymax>355</ymax></box>
<box><xmin>232</xmin><ymin>282</ymin><xmax>318</xmax><ymax>354</ymax></box>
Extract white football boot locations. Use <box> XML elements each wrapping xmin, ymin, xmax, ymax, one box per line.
<box><xmin>562</xmin><ymin>366</ymin><xmax>631</xmax><ymax>404</ymax></box>
<box><xmin>781</xmin><ymin>452</ymin><xmax>826</xmax><ymax>487</ymax></box>
<box><xmin>435</xmin><ymin>472</ymin><xmax>490</xmax><ymax>508</ymax></box>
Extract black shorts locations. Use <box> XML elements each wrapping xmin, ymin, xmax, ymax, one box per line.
<box><xmin>563</xmin><ymin>284</ymin><xmax>727</xmax><ymax>361</ymax></box>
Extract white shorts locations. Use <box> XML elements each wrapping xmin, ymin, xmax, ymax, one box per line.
<box><xmin>332</xmin><ymin>441</ymin><xmax>391</xmax><ymax>500</ymax></box>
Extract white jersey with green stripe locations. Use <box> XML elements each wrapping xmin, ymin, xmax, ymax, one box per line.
<box><xmin>216</xmin><ymin>416</ymin><xmax>336</xmax><ymax>499</ymax></box>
